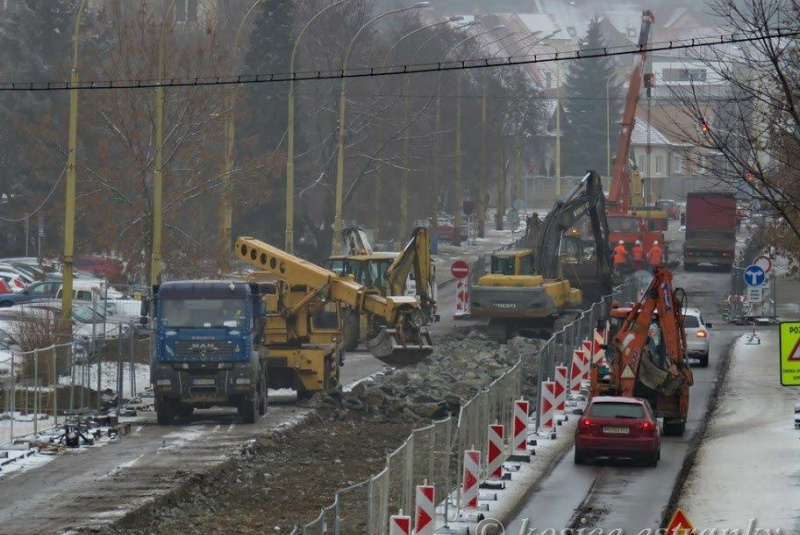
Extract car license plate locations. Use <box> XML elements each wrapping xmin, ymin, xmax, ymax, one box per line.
<box><xmin>603</xmin><ymin>426</ymin><xmax>630</xmax><ymax>435</ymax></box>
<box><xmin>194</xmin><ymin>378</ymin><xmax>215</xmax><ymax>386</ymax></box>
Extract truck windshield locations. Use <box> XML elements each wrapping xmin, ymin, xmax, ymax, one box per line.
<box><xmin>161</xmin><ymin>298</ymin><xmax>247</xmax><ymax>329</ymax></box>
<box><xmin>607</xmin><ymin>216</ymin><xmax>641</xmax><ymax>232</ymax></box>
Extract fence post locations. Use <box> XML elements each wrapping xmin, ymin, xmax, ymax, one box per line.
<box><xmin>9</xmin><ymin>351</ymin><xmax>14</xmax><ymax>442</ymax></box>
<box><xmin>52</xmin><ymin>346</ymin><xmax>58</xmax><ymax>427</ymax></box>
<box><xmin>33</xmin><ymin>349</ymin><xmax>39</xmax><ymax>438</ymax></box>
<box><xmin>117</xmin><ymin>324</ymin><xmax>123</xmax><ymax>418</ymax></box>
<box><xmin>129</xmin><ymin>322</ymin><xmax>137</xmax><ymax>398</ymax></box>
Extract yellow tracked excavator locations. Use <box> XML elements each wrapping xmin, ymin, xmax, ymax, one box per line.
<box><xmin>235</xmin><ymin>237</ymin><xmax>433</xmax><ymax>398</ymax></box>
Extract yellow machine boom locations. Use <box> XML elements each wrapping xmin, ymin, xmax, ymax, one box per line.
<box><xmin>236</xmin><ymin>237</ymin><xmax>433</xmax><ymax>366</ymax></box>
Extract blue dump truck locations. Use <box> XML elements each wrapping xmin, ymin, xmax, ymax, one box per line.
<box><xmin>146</xmin><ymin>281</ymin><xmax>268</xmax><ymax>425</ymax></box>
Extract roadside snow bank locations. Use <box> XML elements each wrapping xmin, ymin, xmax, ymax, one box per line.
<box><xmin>677</xmin><ymin>329</ymin><xmax>800</xmax><ymax>532</ymax></box>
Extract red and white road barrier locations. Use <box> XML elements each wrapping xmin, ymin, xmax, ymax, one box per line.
<box><xmin>487</xmin><ymin>424</ymin><xmax>505</xmax><ymax>479</ymax></box>
<box><xmin>554</xmin><ymin>366</ymin><xmax>568</xmax><ymax>413</ymax></box>
<box><xmin>539</xmin><ymin>380</ymin><xmax>555</xmax><ymax>432</ymax></box>
<box><xmin>570</xmin><ymin>350</ymin><xmax>587</xmax><ymax>394</ymax></box>
<box><xmin>414</xmin><ymin>485</ymin><xmax>435</xmax><ymax>535</ymax></box>
<box><xmin>513</xmin><ymin>400</ymin><xmax>530</xmax><ymax>454</ymax></box>
<box><xmin>389</xmin><ymin>511</ymin><xmax>411</xmax><ymax>535</ymax></box>
<box><xmin>582</xmin><ymin>338</ymin><xmax>593</xmax><ymax>361</ymax></box>
<box><xmin>593</xmin><ymin>326</ymin><xmax>607</xmax><ymax>367</ymax></box>
<box><xmin>455</xmin><ymin>280</ymin><xmax>469</xmax><ymax>317</ymax></box>
<box><xmin>461</xmin><ymin>449</ymin><xmax>481</xmax><ymax>509</ymax></box>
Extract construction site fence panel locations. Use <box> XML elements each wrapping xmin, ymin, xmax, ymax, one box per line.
<box><xmin>1</xmin><ymin>320</ymin><xmax>144</xmax><ymax>448</ymax></box>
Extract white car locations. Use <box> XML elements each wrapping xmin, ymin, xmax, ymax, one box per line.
<box><xmin>683</xmin><ymin>307</ymin><xmax>712</xmax><ymax>368</ymax></box>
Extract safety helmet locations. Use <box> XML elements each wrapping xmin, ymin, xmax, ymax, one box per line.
<box><xmin>636</xmin><ymin>240</ymin><xmax>642</xmax><ymax>245</ymax></box>
<box><xmin>618</xmin><ymin>240</ymin><xmax>624</xmax><ymax>245</ymax></box>
<box><xmin>653</xmin><ymin>241</ymin><xmax>659</xmax><ymax>245</ymax></box>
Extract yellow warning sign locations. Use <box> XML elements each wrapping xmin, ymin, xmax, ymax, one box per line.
<box><xmin>779</xmin><ymin>322</ymin><xmax>800</xmax><ymax>386</ymax></box>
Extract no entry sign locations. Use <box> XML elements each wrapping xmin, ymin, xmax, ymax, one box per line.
<box><xmin>451</xmin><ymin>260</ymin><xmax>470</xmax><ymax>280</ymax></box>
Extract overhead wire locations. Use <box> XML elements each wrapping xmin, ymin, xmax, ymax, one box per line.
<box><xmin>0</xmin><ymin>27</ymin><xmax>794</xmax><ymax>92</ymax></box>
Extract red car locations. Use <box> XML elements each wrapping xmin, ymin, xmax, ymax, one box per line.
<box><xmin>574</xmin><ymin>396</ymin><xmax>661</xmax><ymax>466</ymax></box>
<box><xmin>74</xmin><ymin>256</ymin><xmax>126</xmax><ymax>284</ymax></box>
<box><xmin>655</xmin><ymin>199</ymin><xmax>680</xmax><ymax>220</ymax></box>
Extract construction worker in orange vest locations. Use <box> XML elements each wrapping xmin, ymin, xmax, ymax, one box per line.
<box><xmin>631</xmin><ymin>240</ymin><xmax>645</xmax><ymax>271</ymax></box>
<box><xmin>647</xmin><ymin>240</ymin><xmax>664</xmax><ymax>267</ymax></box>
<box><xmin>613</xmin><ymin>240</ymin><xmax>629</xmax><ymax>275</ymax></box>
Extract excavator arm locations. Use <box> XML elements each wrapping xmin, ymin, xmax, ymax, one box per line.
<box><xmin>385</xmin><ymin>227</ymin><xmax>436</xmax><ymax>320</ymax></box>
<box><xmin>236</xmin><ymin>237</ymin><xmax>433</xmax><ymax>366</ymax></box>
<box><xmin>607</xmin><ymin>10</ymin><xmax>655</xmax><ymax>213</ymax></box>
<box><xmin>611</xmin><ymin>267</ymin><xmax>692</xmax><ymax>399</ymax></box>
<box><xmin>534</xmin><ymin>171</ymin><xmax>616</xmax><ymax>295</ymax></box>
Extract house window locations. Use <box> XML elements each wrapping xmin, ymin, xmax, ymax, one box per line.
<box><xmin>673</xmin><ymin>156</ymin><xmax>684</xmax><ymax>174</ymax></box>
<box><xmin>655</xmin><ymin>155</ymin><xmax>664</xmax><ymax>175</ymax></box>
<box><xmin>662</xmin><ymin>68</ymin><xmax>707</xmax><ymax>82</ymax></box>
<box><xmin>637</xmin><ymin>156</ymin><xmax>646</xmax><ymax>173</ymax></box>
<box><xmin>175</xmin><ymin>0</ymin><xmax>198</xmax><ymax>23</ymax></box>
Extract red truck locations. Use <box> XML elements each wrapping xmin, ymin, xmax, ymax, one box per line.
<box><xmin>683</xmin><ymin>192</ymin><xmax>737</xmax><ymax>271</ymax></box>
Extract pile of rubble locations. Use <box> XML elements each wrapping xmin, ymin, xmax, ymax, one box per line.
<box><xmin>312</xmin><ymin>331</ymin><xmax>544</xmax><ymax>421</ymax></box>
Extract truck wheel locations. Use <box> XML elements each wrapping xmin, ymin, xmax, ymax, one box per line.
<box><xmin>698</xmin><ymin>353</ymin><xmax>709</xmax><ymax>368</ymax></box>
<box><xmin>342</xmin><ymin>311</ymin><xmax>360</xmax><ymax>351</ymax></box>
<box><xmin>176</xmin><ymin>404</ymin><xmax>194</xmax><ymax>419</ymax></box>
<box><xmin>156</xmin><ymin>398</ymin><xmax>174</xmax><ymax>426</ymax></box>
<box><xmin>663</xmin><ymin>421</ymin><xmax>686</xmax><ymax>437</ymax></box>
<box><xmin>239</xmin><ymin>395</ymin><xmax>257</xmax><ymax>424</ymax></box>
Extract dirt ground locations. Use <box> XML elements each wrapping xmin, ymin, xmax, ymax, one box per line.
<box><xmin>111</xmin><ymin>412</ymin><xmax>416</xmax><ymax>534</ymax></box>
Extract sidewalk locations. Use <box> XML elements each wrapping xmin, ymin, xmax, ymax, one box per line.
<box><xmin>677</xmin><ymin>329</ymin><xmax>800</xmax><ymax>533</ymax></box>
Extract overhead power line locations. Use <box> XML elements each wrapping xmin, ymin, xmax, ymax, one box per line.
<box><xmin>0</xmin><ymin>27</ymin><xmax>796</xmax><ymax>92</ymax></box>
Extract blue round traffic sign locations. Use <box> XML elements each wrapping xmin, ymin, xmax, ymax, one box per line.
<box><xmin>744</xmin><ymin>264</ymin><xmax>766</xmax><ymax>286</ymax></box>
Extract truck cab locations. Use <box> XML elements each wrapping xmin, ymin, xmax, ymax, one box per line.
<box><xmin>148</xmin><ymin>281</ymin><xmax>268</xmax><ymax>425</ymax></box>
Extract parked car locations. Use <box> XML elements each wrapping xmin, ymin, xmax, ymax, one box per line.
<box><xmin>574</xmin><ymin>396</ymin><xmax>661</xmax><ymax>466</ymax></box>
<box><xmin>0</xmin><ymin>278</ymin><xmax>122</xmax><ymax>307</ymax></box>
<box><xmin>74</xmin><ymin>255</ymin><xmax>126</xmax><ymax>284</ymax></box>
<box><xmin>433</xmin><ymin>215</ymin><xmax>469</xmax><ymax>243</ymax></box>
<box><xmin>655</xmin><ymin>199</ymin><xmax>680</xmax><ymax>220</ymax></box>
<box><xmin>683</xmin><ymin>307</ymin><xmax>711</xmax><ymax>368</ymax></box>
<box><xmin>0</xmin><ymin>271</ymin><xmax>27</xmax><ymax>292</ymax></box>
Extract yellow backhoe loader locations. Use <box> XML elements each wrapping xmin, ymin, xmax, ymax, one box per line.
<box><xmin>235</xmin><ymin>237</ymin><xmax>433</xmax><ymax>398</ymax></box>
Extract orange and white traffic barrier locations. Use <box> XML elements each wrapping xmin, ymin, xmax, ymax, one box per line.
<box><xmin>554</xmin><ymin>366</ymin><xmax>568</xmax><ymax>413</ymax></box>
<box><xmin>455</xmin><ymin>280</ymin><xmax>469</xmax><ymax>317</ymax></box>
<box><xmin>570</xmin><ymin>350</ymin><xmax>586</xmax><ymax>394</ymax></box>
<box><xmin>389</xmin><ymin>511</ymin><xmax>411</xmax><ymax>535</ymax></box>
<box><xmin>582</xmin><ymin>338</ymin><xmax>593</xmax><ymax>360</ymax></box>
<box><xmin>513</xmin><ymin>400</ymin><xmax>529</xmax><ymax>453</ymax></box>
<box><xmin>539</xmin><ymin>380</ymin><xmax>555</xmax><ymax>433</ymax></box>
<box><xmin>487</xmin><ymin>424</ymin><xmax>505</xmax><ymax>479</ymax></box>
<box><xmin>414</xmin><ymin>484</ymin><xmax>435</xmax><ymax>535</ymax></box>
<box><xmin>461</xmin><ymin>449</ymin><xmax>481</xmax><ymax>509</ymax></box>
<box><xmin>593</xmin><ymin>326</ymin><xmax>607</xmax><ymax>367</ymax></box>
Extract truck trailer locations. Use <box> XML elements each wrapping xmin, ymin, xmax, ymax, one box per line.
<box><xmin>683</xmin><ymin>192</ymin><xmax>737</xmax><ymax>270</ymax></box>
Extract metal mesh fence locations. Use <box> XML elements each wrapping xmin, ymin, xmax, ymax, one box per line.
<box><xmin>1</xmin><ymin>318</ymin><xmax>144</xmax><ymax>447</ymax></box>
<box><xmin>301</xmin><ymin>278</ymin><xmax>637</xmax><ymax>534</ymax></box>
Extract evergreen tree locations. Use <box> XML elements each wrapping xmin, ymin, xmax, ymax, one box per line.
<box><xmin>236</xmin><ymin>0</ymin><xmax>294</xmax><ymax>241</ymax></box>
<box><xmin>561</xmin><ymin>18</ymin><xmax>619</xmax><ymax>176</ymax></box>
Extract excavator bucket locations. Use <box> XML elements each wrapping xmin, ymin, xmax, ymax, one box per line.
<box><xmin>366</xmin><ymin>328</ymin><xmax>433</xmax><ymax>366</ymax></box>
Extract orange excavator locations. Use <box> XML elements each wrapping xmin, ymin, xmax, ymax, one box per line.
<box><xmin>605</xmin><ymin>10</ymin><xmax>669</xmax><ymax>263</ymax></box>
<box><xmin>591</xmin><ymin>267</ymin><xmax>693</xmax><ymax>436</ymax></box>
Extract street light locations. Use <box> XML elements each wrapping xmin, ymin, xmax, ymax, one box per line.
<box><xmin>507</xmin><ymin>30</ymin><xmax>558</xmax><ymax>57</ymax></box>
<box><xmin>151</xmin><ymin>0</ymin><xmax>180</xmax><ymax>287</ymax></box>
<box><xmin>286</xmin><ymin>0</ymin><xmax>350</xmax><ymax>253</ymax></box>
<box><xmin>541</xmin><ymin>41</ymin><xmax>562</xmax><ymax>197</ymax></box>
<box><xmin>61</xmin><ymin>0</ymin><xmax>89</xmax><ymax>328</ymax></box>
<box><xmin>391</xmin><ymin>16</ymin><xmax>464</xmax><ymax>239</ymax></box>
<box><xmin>411</xmin><ymin>20</ymin><xmax>479</xmax><ymax>241</ymax></box>
<box><xmin>607</xmin><ymin>74</ymin><xmax>615</xmax><ymax>177</ymax></box>
<box><xmin>220</xmin><ymin>0</ymin><xmax>265</xmax><ymax>259</ymax></box>
<box><xmin>439</xmin><ymin>25</ymin><xmax>505</xmax><ymax>247</ymax></box>
<box><xmin>332</xmin><ymin>2</ymin><xmax>430</xmax><ymax>252</ymax></box>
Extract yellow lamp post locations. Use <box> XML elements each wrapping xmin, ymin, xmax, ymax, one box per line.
<box><xmin>332</xmin><ymin>2</ymin><xmax>430</xmax><ymax>252</ymax></box>
<box><xmin>286</xmin><ymin>0</ymin><xmax>350</xmax><ymax>253</ymax></box>
<box><xmin>219</xmin><ymin>0</ymin><xmax>266</xmax><ymax>260</ymax></box>
<box><xmin>438</xmin><ymin>25</ymin><xmax>505</xmax><ymax>246</ymax></box>
<box><xmin>61</xmin><ymin>0</ymin><xmax>90</xmax><ymax>328</ymax></box>
<box><xmin>151</xmin><ymin>0</ymin><xmax>180</xmax><ymax>286</ymax></box>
